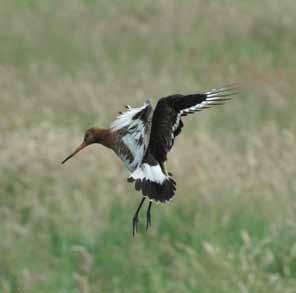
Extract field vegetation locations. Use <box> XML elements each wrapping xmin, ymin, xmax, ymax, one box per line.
<box><xmin>1</xmin><ymin>0</ymin><xmax>296</xmax><ymax>292</ymax></box>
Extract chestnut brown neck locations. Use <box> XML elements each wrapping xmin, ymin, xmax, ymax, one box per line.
<box><xmin>92</xmin><ymin>128</ymin><xmax>114</xmax><ymax>149</ymax></box>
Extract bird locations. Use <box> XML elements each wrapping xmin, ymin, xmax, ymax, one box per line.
<box><xmin>62</xmin><ymin>85</ymin><xmax>237</xmax><ymax>235</ymax></box>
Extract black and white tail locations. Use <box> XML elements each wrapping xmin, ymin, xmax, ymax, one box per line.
<box><xmin>128</xmin><ymin>154</ymin><xmax>176</xmax><ymax>203</ymax></box>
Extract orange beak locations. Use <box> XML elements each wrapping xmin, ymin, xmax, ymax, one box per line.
<box><xmin>62</xmin><ymin>142</ymin><xmax>87</xmax><ymax>164</ymax></box>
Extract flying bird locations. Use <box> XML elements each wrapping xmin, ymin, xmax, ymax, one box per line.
<box><xmin>62</xmin><ymin>85</ymin><xmax>237</xmax><ymax>235</ymax></box>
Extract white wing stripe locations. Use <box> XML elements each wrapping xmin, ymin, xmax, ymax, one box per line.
<box><xmin>172</xmin><ymin>112</ymin><xmax>181</xmax><ymax>132</ymax></box>
<box><xmin>180</xmin><ymin>89</ymin><xmax>235</xmax><ymax>115</ymax></box>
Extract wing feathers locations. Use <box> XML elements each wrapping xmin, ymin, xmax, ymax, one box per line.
<box><xmin>180</xmin><ymin>85</ymin><xmax>237</xmax><ymax>115</ymax></box>
<box><xmin>111</xmin><ymin>101</ymin><xmax>152</xmax><ymax>131</ymax></box>
<box><xmin>147</xmin><ymin>85</ymin><xmax>238</xmax><ymax>164</ymax></box>
<box><xmin>111</xmin><ymin>101</ymin><xmax>153</xmax><ymax>171</ymax></box>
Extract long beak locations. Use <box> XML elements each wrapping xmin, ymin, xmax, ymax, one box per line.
<box><xmin>62</xmin><ymin>142</ymin><xmax>87</xmax><ymax>164</ymax></box>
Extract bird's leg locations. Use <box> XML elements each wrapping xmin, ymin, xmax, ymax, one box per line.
<box><xmin>162</xmin><ymin>162</ymin><xmax>172</xmax><ymax>176</ymax></box>
<box><xmin>146</xmin><ymin>201</ymin><xmax>152</xmax><ymax>231</ymax></box>
<box><xmin>163</xmin><ymin>162</ymin><xmax>168</xmax><ymax>175</ymax></box>
<box><xmin>163</xmin><ymin>163</ymin><xmax>173</xmax><ymax>177</ymax></box>
<box><xmin>132</xmin><ymin>197</ymin><xmax>146</xmax><ymax>236</ymax></box>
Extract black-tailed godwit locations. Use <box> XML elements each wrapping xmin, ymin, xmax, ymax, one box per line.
<box><xmin>62</xmin><ymin>85</ymin><xmax>237</xmax><ymax>235</ymax></box>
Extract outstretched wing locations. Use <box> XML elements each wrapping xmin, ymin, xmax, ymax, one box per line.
<box><xmin>111</xmin><ymin>101</ymin><xmax>153</xmax><ymax>170</ymax></box>
<box><xmin>148</xmin><ymin>85</ymin><xmax>238</xmax><ymax>163</ymax></box>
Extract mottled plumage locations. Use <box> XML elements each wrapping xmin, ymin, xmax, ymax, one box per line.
<box><xmin>110</xmin><ymin>101</ymin><xmax>153</xmax><ymax>171</ymax></box>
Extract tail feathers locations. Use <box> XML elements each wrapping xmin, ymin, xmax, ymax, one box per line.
<box><xmin>128</xmin><ymin>163</ymin><xmax>176</xmax><ymax>203</ymax></box>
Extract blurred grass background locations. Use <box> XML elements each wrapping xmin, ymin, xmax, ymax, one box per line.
<box><xmin>1</xmin><ymin>0</ymin><xmax>296</xmax><ymax>292</ymax></box>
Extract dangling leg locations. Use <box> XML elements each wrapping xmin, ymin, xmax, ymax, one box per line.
<box><xmin>146</xmin><ymin>201</ymin><xmax>152</xmax><ymax>231</ymax></box>
<box><xmin>162</xmin><ymin>162</ymin><xmax>173</xmax><ymax>176</ymax></box>
<box><xmin>132</xmin><ymin>197</ymin><xmax>146</xmax><ymax>236</ymax></box>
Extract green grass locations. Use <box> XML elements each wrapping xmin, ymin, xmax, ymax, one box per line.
<box><xmin>1</xmin><ymin>0</ymin><xmax>296</xmax><ymax>292</ymax></box>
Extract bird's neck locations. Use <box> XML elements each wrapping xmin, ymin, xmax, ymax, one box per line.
<box><xmin>93</xmin><ymin>128</ymin><xmax>114</xmax><ymax>149</ymax></box>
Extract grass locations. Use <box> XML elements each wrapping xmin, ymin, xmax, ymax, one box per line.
<box><xmin>1</xmin><ymin>0</ymin><xmax>296</xmax><ymax>292</ymax></box>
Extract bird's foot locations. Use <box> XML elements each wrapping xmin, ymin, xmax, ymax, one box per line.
<box><xmin>132</xmin><ymin>215</ymin><xmax>139</xmax><ymax>236</ymax></box>
<box><xmin>132</xmin><ymin>198</ymin><xmax>146</xmax><ymax>236</ymax></box>
<box><xmin>146</xmin><ymin>201</ymin><xmax>152</xmax><ymax>231</ymax></box>
<box><xmin>146</xmin><ymin>213</ymin><xmax>151</xmax><ymax>231</ymax></box>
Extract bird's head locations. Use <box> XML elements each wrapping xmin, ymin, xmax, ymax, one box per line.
<box><xmin>62</xmin><ymin>128</ymin><xmax>106</xmax><ymax>164</ymax></box>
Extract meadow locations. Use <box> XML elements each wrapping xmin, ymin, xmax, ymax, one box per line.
<box><xmin>1</xmin><ymin>0</ymin><xmax>296</xmax><ymax>292</ymax></box>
